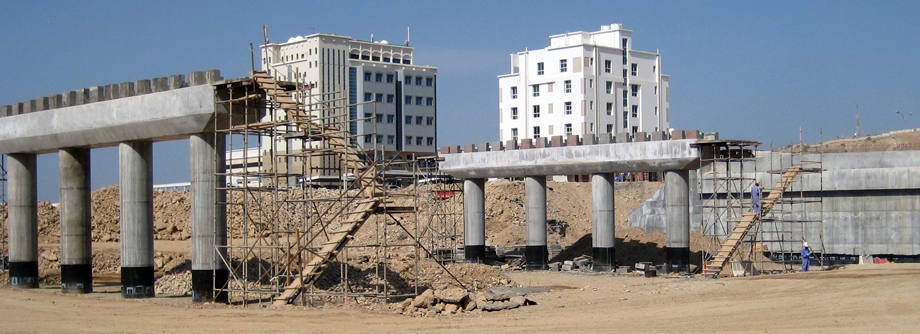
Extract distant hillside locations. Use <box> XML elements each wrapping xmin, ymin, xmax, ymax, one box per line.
<box><xmin>777</xmin><ymin>128</ymin><xmax>920</xmax><ymax>153</ymax></box>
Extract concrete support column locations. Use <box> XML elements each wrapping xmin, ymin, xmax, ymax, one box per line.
<box><xmin>463</xmin><ymin>178</ymin><xmax>486</xmax><ymax>263</ymax></box>
<box><xmin>190</xmin><ymin>133</ymin><xmax>229</xmax><ymax>303</ymax></box>
<box><xmin>8</xmin><ymin>153</ymin><xmax>38</xmax><ymax>288</ymax></box>
<box><xmin>665</xmin><ymin>170</ymin><xmax>691</xmax><ymax>273</ymax></box>
<box><xmin>524</xmin><ymin>176</ymin><xmax>548</xmax><ymax>270</ymax></box>
<box><xmin>59</xmin><ymin>148</ymin><xmax>93</xmax><ymax>293</ymax></box>
<box><xmin>119</xmin><ymin>141</ymin><xmax>154</xmax><ymax>298</ymax></box>
<box><xmin>592</xmin><ymin>173</ymin><xmax>616</xmax><ymax>271</ymax></box>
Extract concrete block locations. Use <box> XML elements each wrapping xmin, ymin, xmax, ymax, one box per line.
<box><xmin>439</xmin><ymin>146</ymin><xmax>451</xmax><ymax>155</ymax></box>
<box><xmin>36</xmin><ymin>97</ymin><xmax>49</xmax><ymax>111</ymax></box>
<box><xmin>119</xmin><ymin>82</ymin><xmax>136</xmax><ymax>97</ymax></box>
<box><xmin>23</xmin><ymin>99</ymin><xmax>36</xmax><ymax>113</ymax></box>
<box><xmin>598</xmin><ymin>133</ymin><xmax>613</xmax><ymax>144</ymax></box>
<box><xmin>62</xmin><ymin>91</ymin><xmax>76</xmax><ymax>107</ymax></box>
<box><xmin>463</xmin><ymin>144</ymin><xmax>477</xmax><ymax>153</ymax></box>
<box><xmin>48</xmin><ymin>94</ymin><xmax>63</xmax><ymax>109</ymax></box>
<box><xmin>135</xmin><ymin>79</ymin><xmax>152</xmax><ymax>95</ymax></box>
<box><xmin>151</xmin><ymin>77</ymin><xmax>169</xmax><ymax>92</ymax></box>
<box><xmin>634</xmin><ymin>132</ymin><xmax>648</xmax><ymax>142</ymax></box>
<box><xmin>491</xmin><ymin>141</ymin><xmax>504</xmax><ymax>151</ymax></box>
<box><xmin>1</xmin><ymin>105</ymin><xmax>10</xmax><ymax>117</ymax></box>
<box><xmin>89</xmin><ymin>86</ymin><xmax>105</xmax><ymax>103</ymax></box>
<box><xmin>650</xmin><ymin>131</ymin><xmax>667</xmax><ymax>141</ymax></box>
<box><xmin>671</xmin><ymin>130</ymin><xmax>685</xmax><ymax>139</ymax></box>
<box><xmin>615</xmin><ymin>132</ymin><xmax>632</xmax><ymax>143</ymax></box>
<box><xmin>104</xmin><ymin>84</ymin><xmax>120</xmax><ymax>100</ymax></box>
<box><xmin>565</xmin><ymin>135</ymin><xmax>580</xmax><ymax>146</ymax></box>
<box><xmin>168</xmin><ymin>74</ymin><xmax>186</xmax><ymax>89</ymax></box>
<box><xmin>448</xmin><ymin>145</ymin><xmax>461</xmax><ymax>154</ymax></box>
<box><xmin>686</xmin><ymin>130</ymin><xmax>702</xmax><ymax>139</ymax></box>
<box><xmin>188</xmin><ymin>71</ymin><xmax>208</xmax><ymax>86</ymax></box>
<box><xmin>520</xmin><ymin>138</ymin><xmax>533</xmax><ymax>149</ymax></box>
<box><xmin>12</xmin><ymin>102</ymin><xmax>23</xmax><ymax>115</ymax></box>
<box><xmin>703</xmin><ymin>132</ymin><xmax>719</xmax><ymax>140</ymax></box>
<box><xmin>479</xmin><ymin>142</ymin><xmax>491</xmax><ymax>152</ymax></box>
<box><xmin>205</xmin><ymin>69</ymin><xmax>223</xmax><ymax>83</ymax></box>
<box><xmin>583</xmin><ymin>134</ymin><xmax>596</xmax><ymax>145</ymax></box>
<box><xmin>505</xmin><ymin>140</ymin><xmax>518</xmax><ymax>150</ymax></box>
<box><xmin>550</xmin><ymin>135</ymin><xmax>564</xmax><ymax>147</ymax></box>
<box><xmin>534</xmin><ymin>137</ymin><xmax>548</xmax><ymax>148</ymax></box>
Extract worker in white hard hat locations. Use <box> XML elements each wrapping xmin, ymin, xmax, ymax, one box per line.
<box><xmin>801</xmin><ymin>242</ymin><xmax>811</xmax><ymax>272</ymax></box>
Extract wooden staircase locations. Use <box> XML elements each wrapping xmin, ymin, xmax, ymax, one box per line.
<box><xmin>702</xmin><ymin>166</ymin><xmax>803</xmax><ymax>278</ymax></box>
<box><xmin>249</xmin><ymin>71</ymin><xmax>390</xmax><ymax>305</ymax></box>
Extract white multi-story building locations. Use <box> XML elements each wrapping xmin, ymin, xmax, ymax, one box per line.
<box><xmin>498</xmin><ymin>24</ymin><xmax>669</xmax><ymax>143</ymax></box>
<box><xmin>259</xmin><ymin>33</ymin><xmax>438</xmax><ymax>168</ymax></box>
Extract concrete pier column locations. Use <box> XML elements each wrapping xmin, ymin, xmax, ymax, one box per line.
<box><xmin>190</xmin><ymin>133</ymin><xmax>229</xmax><ymax>303</ymax></box>
<box><xmin>524</xmin><ymin>176</ymin><xmax>548</xmax><ymax>270</ymax></box>
<box><xmin>59</xmin><ymin>148</ymin><xmax>93</xmax><ymax>293</ymax></box>
<box><xmin>119</xmin><ymin>141</ymin><xmax>155</xmax><ymax>298</ymax></box>
<box><xmin>8</xmin><ymin>153</ymin><xmax>39</xmax><ymax>288</ymax></box>
<box><xmin>463</xmin><ymin>178</ymin><xmax>486</xmax><ymax>263</ymax></box>
<box><xmin>665</xmin><ymin>170</ymin><xmax>691</xmax><ymax>273</ymax></box>
<box><xmin>592</xmin><ymin>173</ymin><xmax>616</xmax><ymax>271</ymax></box>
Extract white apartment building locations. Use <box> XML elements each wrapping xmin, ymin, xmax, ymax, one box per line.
<box><xmin>498</xmin><ymin>24</ymin><xmax>669</xmax><ymax>143</ymax></box>
<box><xmin>259</xmin><ymin>33</ymin><xmax>438</xmax><ymax>167</ymax></box>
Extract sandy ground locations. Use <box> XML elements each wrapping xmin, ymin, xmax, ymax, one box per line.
<box><xmin>1</xmin><ymin>263</ymin><xmax>917</xmax><ymax>333</ymax></box>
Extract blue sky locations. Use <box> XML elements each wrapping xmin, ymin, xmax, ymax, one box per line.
<box><xmin>1</xmin><ymin>1</ymin><xmax>919</xmax><ymax>202</ymax></box>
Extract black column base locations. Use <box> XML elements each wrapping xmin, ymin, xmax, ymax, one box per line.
<box><xmin>9</xmin><ymin>261</ymin><xmax>39</xmax><ymax>288</ymax></box>
<box><xmin>121</xmin><ymin>266</ymin><xmax>155</xmax><ymax>298</ymax></box>
<box><xmin>666</xmin><ymin>247</ymin><xmax>691</xmax><ymax>273</ymax></box>
<box><xmin>593</xmin><ymin>247</ymin><xmax>616</xmax><ymax>272</ymax></box>
<box><xmin>192</xmin><ymin>269</ymin><xmax>229</xmax><ymax>303</ymax></box>
<box><xmin>61</xmin><ymin>264</ymin><xmax>93</xmax><ymax>293</ymax></box>
<box><xmin>465</xmin><ymin>245</ymin><xmax>485</xmax><ymax>264</ymax></box>
<box><xmin>525</xmin><ymin>245</ymin><xmax>548</xmax><ymax>271</ymax></box>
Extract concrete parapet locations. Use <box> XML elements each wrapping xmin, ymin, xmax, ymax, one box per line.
<box><xmin>13</xmin><ymin>102</ymin><xmax>23</xmax><ymax>115</ymax></box>
<box><xmin>463</xmin><ymin>143</ymin><xmax>477</xmax><ymax>153</ymax></box>
<box><xmin>119</xmin><ymin>82</ymin><xmax>135</xmax><ymax>97</ymax></box>
<box><xmin>550</xmin><ymin>135</ymin><xmax>564</xmax><ymax>147</ymax></box>
<box><xmin>583</xmin><ymin>134</ymin><xmax>596</xmax><ymax>145</ymax></box>
<box><xmin>151</xmin><ymin>77</ymin><xmax>169</xmax><ymax>92</ymax></box>
<box><xmin>48</xmin><ymin>94</ymin><xmax>63</xmax><ymax>109</ymax></box>
<box><xmin>491</xmin><ymin>141</ymin><xmax>504</xmax><ymax>151</ymax></box>
<box><xmin>615</xmin><ymin>132</ymin><xmax>631</xmax><ymax>143</ymax></box>
<box><xmin>205</xmin><ymin>69</ymin><xmax>223</xmax><ymax>83</ymax></box>
<box><xmin>598</xmin><ymin>133</ymin><xmax>613</xmax><ymax>144</ymax></box>
<box><xmin>535</xmin><ymin>137</ymin><xmax>548</xmax><ymax>148</ymax></box>
<box><xmin>505</xmin><ymin>140</ymin><xmax>518</xmax><ymax>150</ymax></box>
<box><xmin>1</xmin><ymin>105</ymin><xmax>10</xmax><ymax>117</ymax></box>
<box><xmin>135</xmin><ymin>80</ymin><xmax>152</xmax><ymax>95</ymax></box>
<box><xmin>520</xmin><ymin>138</ymin><xmax>533</xmax><ymax>149</ymax></box>
<box><xmin>189</xmin><ymin>71</ymin><xmax>208</xmax><ymax>86</ymax></box>
<box><xmin>168</xmin><ymin>74</ymin><xmax>186</xmax><ymax>90</ymax></box>
<box><xmin>89</xmin><ymin>86</ymin><xmax>105</xmax><ymax>103</ymax></box>
<box><xmin>104</xmin><ymin>84</ymin><xmax>120</xmax><ymax>100</ymax></box>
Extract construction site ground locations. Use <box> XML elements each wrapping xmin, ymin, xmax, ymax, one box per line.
<box><xmin>0</xmin><ymin>263</ymin><xmax>917</xmax><ymax>333</ymax></box>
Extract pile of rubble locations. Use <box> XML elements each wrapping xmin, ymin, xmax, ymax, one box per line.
<box><xmin>398</xmin><ymin>286</ymin><xmax>542</xmax><ymax>316</ymax></box>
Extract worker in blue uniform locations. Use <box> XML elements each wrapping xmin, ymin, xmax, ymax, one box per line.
<box><xmin>801</xmin><ymin>242</ymin><xmax>811</xmax><ymax>272</ymax></box>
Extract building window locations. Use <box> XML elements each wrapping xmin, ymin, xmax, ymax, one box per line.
<box><xmin>623</xmin><ymin>115</ymin><xmax>628</xmax><ymax>129</ymax></box>
<box><xmin>364</xmin><ymin>72</ymin><xmax>372</xmax><ymax>81</ymax></box>
<box><xmin>511</xmin><ymin>128</ymin><xmax>518</xmax><ymax>141</ymax></box>
<box><xmin>653</xmin><ymin>65</ymin><xmax>657</xmax><ymax>73</ymax></box>
<box><xmin>351</xmin><ymin>53</ymin><xmax>360</xmax><ymax>60</ymax></box>
<box><xmin>426</xmin><ymin>77</ymin><xmax>433</xmax><ymax>86</ymax></box>
<box><xmin>426</xmin><ymin>116</ymin><xmax>434</xmax><ymax>125</ymax></box>
<box><xmin>405</xmin><ymin>115</ymin><xmax>412</xmax><ymax>124</ymax></box>
<box><xmin>405</xmin><ymin>75</ymin><xmax>412</xmax><ymax>85</ymax></box>
<box><xmin>623</xmin><ymin>38</ymin><xmax>628</xmax><ymax>49</ymax></box>
<box><xmin>533</xmin><ymin>126</ymin><xmax>541</xmax><ymax>138</ymax></box>
<box><xmin>631</xmin><ymin>84</ymin><xmax>639</xmax><ymax>97</ymax></box>
<box><xmin>364</xmin><ymin>93</ymin><xmax>372</xmax><ymax>102</ymax></box>
<box><xmin>375</xmin><ymin>93</ymin><xmax>384</xmax><ymax>102</ymax></box>
<box><xmin>533</xmin><ymin>105</ymin><xmax>541</xmax><ymax>118</ymax></box>
<box><xmin>383</xmin><ymin>57</ymin><xmax>390</xmax><ymax>62</ymax></box>
<box><xmin>387</xmin><ymin>94</ymin><xmax>394</xmax><ymax>103</ymax></box>
<box><xmin>416</xmin><ymin>96</ymin><xmax>423</xmax><ymax>105</ymax></box>
<box><xmin>387</xmin><ymin>114</ymin><xmax>395</xmax><ymax>123</ymax></box>
<box><xmin>427</xmin><ymin>137</ymin><xmax>433</xmax><ymax>146</ymax></box>
<box><xmin>589</xmin><ymin>79</ymin><xmax>593</xmax><ymax>88</ymax></box>
<box><xmin>623</xmin><ymin>55</ymin><xmax>627</xmax><ymax>65</ymax></box>
<box><xmin>532</xmin><ymin>84</ymin><xmax>540</xmax><ymax>97</ymax></box>
<box><xmin>416</xmin><ymin>137</ymin><xmax>423</xmax><ymax>145</ymax></box>
<box><xmin>632</xmin><ymin>126</ymin><xmax>638</xmax><ymax>134</ymax></box>
<box><xmin>375</xmin><ymin>73</ymin><xmax>383</xmax><ymax>82</ymax></box>
<box><xmin>606</xmin><ymin>124</ymin><xmax>614</xmax><ymax>133</ymax></box>
<box><xmin>364</xmin><ymin>112</ymin><xmax>372</xmax><ymax>119</ymax></box>
<box><xmin>386</xmin><ymin>74</ymin><xmax>394</xmax><ymax>83</ymax></box>
<box><xmin>405</xmin><ymin>96</ymin><xmax>412</xmax><ymax>104</ymax></box>
<box><xmin>622</xmin><ymin>90</ymin><xmax>628</xmax><ymax>107</ymax></box>
<box><xmin>606</xmin><ymin>81</ymin><xmax>613</xmax><ymax>94</ymax></box>
<box><xmin>590</xmin><ymin>101</ymin><xmax>594</xmax><ymax>110</ymax></box>
<box><xmin>604</xmin><ymin>60</ymin><xmax>612</xmax><ymax>73</ymax></box>
<box><xmin>655</xmin><ymin>86</ymin><xmax>658</xmax><ymax>95</ymax></box>
<box><xmin>511</xmin><ymin>107</ymin><xmax>518</xmax><ymax>120</ymax></box>
<box><xmin>376</xmin><ymin>134</ymin><xmax>383</xmax><ymax>143</ymax></box>
<box><xmin>426</xmin><ymin>97</ymin><xmax>433</xmax><ymax>106</ymax></box>
<box><xmin>537</xmin><ymin>62</ymin><xmax>544</xmax><ymax>75</ymax></box>
<box><xmin>564</xmin><ymin>80</ymin><xmax>572</xmax><ymax>93</ymax></box>
<box><xmin>606</xmin><ymin>102</ymin><xmax>613</xmax><ymax>115</ymax></box>
<box><xmin>416</xmin><ymin>116</ymin><xmax>423</xmax><ymax>125</ymax></box>
<box><xmin>416</xmin><ymin>77</ymin><xmax>422</xmax><ymax>85</ymax></box>
<box><xmin>372</xmin><ymin>55</ymin><xmax>380</xmax><ymax>61</ymax></box>
<box><xmin>511</xmin><ymin>86</ymin><xmax>518</xmax><ymax>99</ymax></box>
<box><xmin>631</xmin><ymin>63</ymin><xmax>638</xmax><ymax>76</ymax></box>
<box><xmin>376</xmin><ymin>114</ymin><xmax>384</xmax><ymax>123</ymax></box>
<box><xmin>564</xmin><ymin>102</ymin><xmax>572</xmax><ymax>115</ymax></box>
<box><xmin>560</xmin><ymin>59</ymin><xmax>567</xmax><ymax>73</ymax></box>
<box><xmin>632</xmin><ymin>105</ymin><xmax>638</xmax><ymax>118</ymax></box>
<box><xmin>623</xmin><ymin>69</ymin><xmax>627</xmax><ymax>79</ymax></box>
<box><xmin>387</xmin><ymin>135</ymin><xmax>395</xmax><ymax>144</ymax></box>
<box><xmin>405</xmin><ymin>136</ymin><xmax>412</xmax><ymax>144</ymax></box>
<box><xmin>565</xmin><ymin>123</ymin><xmax>573</xmax><ymax>136</ymax></box>
<box><xmin>655</xmin><ymin>106</ymin><xmax>659</xmax><ymax>115</ymax></box>
<box><xmin>364</xmin><ymin>135</ymin><xmax>372</xmax><ymax>143</ymax></box>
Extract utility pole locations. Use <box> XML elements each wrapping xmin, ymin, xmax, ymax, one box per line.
<box><xmin>855</xmin><ymin>104</ymin><xmax>860</xmax><ymax>137</ymax></box>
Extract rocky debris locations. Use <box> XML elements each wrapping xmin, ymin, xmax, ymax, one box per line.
<box><xmin>435</xmin><ymin>287</ymin><xmax>469</xmax><ymax>304</ymax></box>
<box><xmin>401</xmin><ymin>287</ymin><xmax>476</xmax><ymax>317</ymax></box>
<box><xmin>156</xmin><ymin>270</ymin><xmax>192</xmax><ymax>296</ymax></box>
